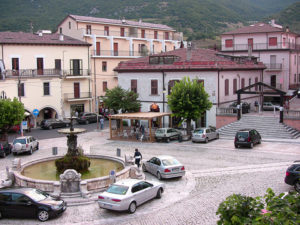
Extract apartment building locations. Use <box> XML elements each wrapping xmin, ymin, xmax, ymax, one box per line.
<box><xmin>220</xmin><ymin>20</ymin><xmax>300</xmax><ymax>101</ymax></box>
<box><xmin>115</xmin><ymin>48</ymin><xmax>265</xmax><ymax>127</ymax></box>
<box><xmin>0</xmin><ymin>31</ymin><xmax>91</xmax><ymax>126</ymax></box>
<box><xmin>56</xmin><ymin>14</ymin><xmax>183</xmax><ymax>112</ymax></box>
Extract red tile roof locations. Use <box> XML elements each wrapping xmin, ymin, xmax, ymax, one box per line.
<box><xmin>0</xmin><ymin>32</ymin><xmax>91</xmax><ymax>46</ymax></box>
<box><xmin>114</xmin><ymin>48</ymin><xmax>266</xmax><ymax>72</ymax></box>
<box><xmin>69</xmin><ymin>14</ymin><xmax>175</xmax><ymax>31</ymax></box>
<box><xmin>222</xmin><ymin>23</ymin><xmax>284</xmax><ymax>35</ymax></box>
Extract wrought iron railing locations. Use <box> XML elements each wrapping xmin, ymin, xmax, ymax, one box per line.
<box><xmin>64</xmin><ymin>69</ymin><xmax>90</xmax><ymax>76</ymax></box>
<box><xmin>64</xmin><ymin>92</ymin><xmax>92</xmax><ymax>100</ymax></box>
<box><xmin>265</xmin><ymin>63</ymin><xmax>282</xmax><ymax>70</ymax></box>
<box><xmin>222</xmin><ymin>42</ymin><xmax>300</xmax><ymax>51</ymax></box>
<box><xmin>91</xmin><ymin>50</ymin><xmax>155</xmax><ymax>57</ymax></box>
<box><xmin>5</xmin><ymin>69</ymin><xmax>62</xmax><ymax>77</ymax></box>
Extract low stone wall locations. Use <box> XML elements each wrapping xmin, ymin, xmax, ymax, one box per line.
<box><xmin>13</xmin><ymin>155</ymin><xmax>130</xmax><ymax>194</ymax></box>
<box><xmin>216</xmin><ymin>115</ymin><xmax>237</xmax><ymax>129</ymax></box>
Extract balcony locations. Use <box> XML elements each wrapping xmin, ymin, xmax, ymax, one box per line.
<box><xmin>64</xmin><ymin>69</ymin><xmax>90</xmax><ymax>77</ymax></box>
<box><xmin>82</xmin><ymin>28</ymin><xmax>180</xmax><ymax>41</ymax></box>
<box><xmin>222</xmin><ymin>42</ymin><xmax>300</xmax><ymax>52</ymax></box>
<box><xmin>265</xmin><ymin>63</ymin><xmax>282</xmax><ymax>71</ymax></box>
<box><xmin>64</xmin><ymin>92</ymin><xmax>92</xmax><ymax>101</ymax></box>
<box><xmin>91</xmin><ymin>50</ymin><xmax>155</xmax><ymax>57</ymax></box>
<box><xmin>5</xmin><ymin>69</ymin><xmax>62</xmax><ymax>78</ymax></box>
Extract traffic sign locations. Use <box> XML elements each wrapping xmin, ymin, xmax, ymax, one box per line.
<box><xmin>33</xmin><ymin>109</ymin><xmax>39</xmax><ymax>117</ymax></box>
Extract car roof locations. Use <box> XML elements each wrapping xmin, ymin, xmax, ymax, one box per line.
<box><xmin>0</xmin><ymin>187</ymin><xmax>36</xmax><ymax>194</ymax></box>
<box><xmin>114</xmin><ymin>179</ymin><xmax>143</xmax><ymax>187</ymax></box>
<box><xmin>14</xmin><ymin>136</ymin><xmax>32</xmax><ymax>139</ymax></box>
<box><xmin>156</xmin><ymin>155</ymin><xmax>176</xmax><ymax>160</ymax></box>
<box><xmin>237</xmin><ymin>129</ymin><xmax>252</xmax><ymax>132</ymax></box>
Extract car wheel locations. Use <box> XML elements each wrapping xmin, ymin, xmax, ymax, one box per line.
<box><xmin>29</xmin><ymin>147</ymin><xmax>33</xmax><ymax>155</ymax></box>
<box><xmin>250</xmin><ymin>142</ymin><xmax>254</xmax><ymax>149</ymax></box>
<box><xmin>166</xmin><ymin>138</ymin><xmax>170</xmax><ymax>143</ymax></box>
<box><xmin>36</xmin><ymin>143</ymin><xmax>39</xmax><ymax>150</ymax></box>
<box><xmin>128</xmin><ymin>202</ymin><xmax>136</xmax><ymax>214</ymax></box>
<box><xmin>49</xmin><ymin>125</ymin><xmax>53</xmax><ymax>130</ymax></box>
<box><xmin>157</xmin><ymin>172</ymin><xmax>162</xmax><ymax>180</ymax></box>
<box><xmin>142</xmin><ymin>164</ymin><xmax>147</xmax><ymax>172</ymax></box>
<box><xmin>294</xmin><ymin>181</ymin><xmax>300</xmax><ymax>193</ymax></box>
<box><xmin>13</xmin><ymin>152</ymin><xmax>17</xmax><ymax>156</ymax></box>
<box><xmin>235</xmin><ymin>144</ymin><xmax>239</xmax><ymax>149</ymax></box>
<box><xmin>156</xmin><ymin>188</ymin><xmax>162</xmax><ymax>199</ymax></box>
<box><xmin>85</xmin><ymin>120</ymin><xmax>89</xmax><ymax>125</ymax></box>
<box><xmin>258</xmin><ymin>139</ymin><xmax>261</xmax><ymax>144</ymax></box>
<box><xmin>37</xmin><ymin>210</ymin><xmax>49</xmax><ymax>222</ymax></box>
<box><xmin>205</xmin><ymin>138</ymin><xmax>209</xmax><ymax>143</ymax></box>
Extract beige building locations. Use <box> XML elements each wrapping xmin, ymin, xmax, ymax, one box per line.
<box><xmin>56</xmin><ymin>14</ymin><xmax>183</xmax><ymax>112</ymax></box>
<box><xmin>0</xmin><ymin>31</ymin><xmax>91</xmax><ymax>126</ymax></box>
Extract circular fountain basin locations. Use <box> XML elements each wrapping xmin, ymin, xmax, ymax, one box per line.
<box><xmin>13</xmin><ymin>155</ymin><xmax>131</xmax><ymax>193</ymax></box>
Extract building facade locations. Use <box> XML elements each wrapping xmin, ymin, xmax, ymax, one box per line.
<box><xmin>56</xmin><ymin>14</ymin><xmax>183</xmax><ymax>113</ymax></box>
<box><xmin>220</xmin><ymin>20</ymin><xmax>300</xmax><ymax>100</ymax></box>
<box><xmin>115</xmin><ymin>48</ymin><xmax>265</xmax><ymax>127</ymax></box>
<box><xmin>0</xmin><ymin>31</ymin><xmax>91</xmax><ymax>126</ymax></box>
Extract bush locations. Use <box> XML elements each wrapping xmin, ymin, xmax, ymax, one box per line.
<box><xmin>55</xmin><ymin>155</ymin><xmax>91</xmax><ymax>174</ymax></box>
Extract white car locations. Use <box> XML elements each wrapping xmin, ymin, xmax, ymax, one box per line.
<box><xmin>98</xmin><ymin>179</ymin><xmax>165</xmax><ymax>213</ymax></box>
<box><xmin>12</xmin><ymin>136</ymin><xmax>39</xmax><ymax>155</ymax></box>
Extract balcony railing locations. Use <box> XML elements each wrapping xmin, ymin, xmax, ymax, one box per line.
<box><xmin>222</xmin><ymin>42</ymin><xmax>300</xmax><ymax>51</ymax></box>
<box><xmin>64</xmin><ymin>92</ymin><xmax>92</xmax><ymax>100</ymax></box>
<box><xmin>91</xmin><ymin>50</ymin><xmax>156</xmax><ymax>57</ymax></box>
<box><xmin>265</xmin><ymin>63</ymin><xmax>282</xmax><ymax>71</ymax></box>
<box><xmin>4</xmin><ymin>69</ymin><xmax>90</xmax><ymax>78</ymax></box>
<box><xmin>82</xmin><ymin>28</ymin><xmax>181</xmax><ymax>41</ymax></box>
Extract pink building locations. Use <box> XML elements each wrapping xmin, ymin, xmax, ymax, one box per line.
<box><xmin>221</xmin><ymin>20</ymin><xmax>300</xmax><ymax>102</ymax></box>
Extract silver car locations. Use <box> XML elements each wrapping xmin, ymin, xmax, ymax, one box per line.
<box><xmin>155</xmin><ymin>128</ymin><xmax>182</xmax><ymax>143</ymax></box>
<box><xmin>142</xmin><ymin>155</ymin><xmax>185</xmax><ymax>180</ymax></box>
<box><xmin>12</xmin><ymin>136</ymin><xmax>39</xmax><ymax>155</ymax></box>
<box><xmin>98</xmin><ymin>179</ymin><xmax>165</xmax><ymax>213</ymax></box>
<box><xmin>192</xmin><ymin>127</ymin><xmax>219</xmax><ymax>143</ymax></box>
<box><xmin>263</xmin><ymin>102</ymin><xmax>280</xmax><ymax>111</ymax></box>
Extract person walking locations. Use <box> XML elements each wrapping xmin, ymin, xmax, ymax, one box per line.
<box><xmin>100</xmin><ymin>116</ymin><xmax>104</xmax><ymax>130</ymax></box>
<box><xmin>134</xmin><ymin>148</ymin><xmax>142</xmax><ymax>168</ymax></box>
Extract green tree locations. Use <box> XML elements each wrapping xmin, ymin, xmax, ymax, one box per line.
<box><xmin>167</xmin><ymin>77</ymin><xmax>212</xmax><ymax>135</ymax></box>
<box><xmin>101</xmin><ymin>86</ymin><xmax>141</xmax><ymax>114</ymax></box>
<box><xmin>0</xmin><ymin>97</ymin><xmax>25</xmax><ymax>140</ymax></box>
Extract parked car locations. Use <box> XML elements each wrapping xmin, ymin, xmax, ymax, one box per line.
<box><xmin>263</xmin><ymin>102</ymin><xmax>280</xmax><ymax>111</ymax></box>
<box><xmin>155</xmin><ymin>128</ymin><xmax>182</xmax><ymax>143</ymax></box>
<box><xmin>192</xmin><ymin>127</ymin><xmax>219</xmax><ymax>143</ymax></box>
<box><xmin>98</xmin><ymin>179</ymin><xmax>165</xmax><ymax>213</ymax></box>
<box><xmin>285</xmin><ymin>161</ymin><xmax>300</xmax><ymax>192</ymax></box>
<box><xmin>0</xmin><ymin>141</ymin><xmax>12</xmax><ymax>158</ymax></box>
<box><xmin>12</xmin><ymin>136</ymin><xmax>39</xmax><ymax>155</ymax></box>
<box><xmin>142</xmin><ymin>155</ymin><xmax>185</xmax><ymax>180</ymax></box>
<box><xmin>40</xmin><ymin>119</ymin><xmax>70</xmax><ymax>130</ymax></box>
<box><xmin>0</xmin><ymin>188</ymin><xmax>66</xmax><ymax>221</ymax></box>
<box><xmin>234</xmin><ymin>129</ymin><xmax>261</xmax><ymax>149</ymax></box>
<box><xmin>77</xmin><ymin>112</ymin><xmax>99</xmax><ymax>124</ymax></box>
<box><xmin>229</xmin><ymin>101</ymin><xmax>251</xmax><ymax>114</ymax></box>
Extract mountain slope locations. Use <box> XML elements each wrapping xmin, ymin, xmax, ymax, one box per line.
<box><xmin>0</xmin><ymin>0</ymin><xmax>298</xmax><ymax>39</ymax></box>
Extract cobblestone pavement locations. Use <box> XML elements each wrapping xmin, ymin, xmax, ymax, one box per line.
<box><xmin>1</xmin><ymin>130</ymin><xmax>299</xmax><ymax>224</ymax></box>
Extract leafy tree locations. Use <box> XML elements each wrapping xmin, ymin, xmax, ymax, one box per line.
<box><xmin>101</xmin><ymin>86</ymin><xmax>141</xmax><ymax>114</ymax></box>
<box><xmin>0</xmin><ymin>98</ymin><xmax>24</xmax><ymax>140</ymax></box>
<box><xmin>167</xmin><ymin>77</ymin><xmax>212</xmax><ymax>135</ymax></box>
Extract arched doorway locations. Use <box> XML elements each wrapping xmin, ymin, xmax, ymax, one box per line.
<box><xmin>37</xmin><ymin>107</ymin><xmax>58</xmax><ymax>126</ymax></box>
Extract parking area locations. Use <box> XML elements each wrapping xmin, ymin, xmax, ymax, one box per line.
<box><xmin>0</xmin><ymin>129</ymin><xmax>300</xmax><ymax>224</ymax></box>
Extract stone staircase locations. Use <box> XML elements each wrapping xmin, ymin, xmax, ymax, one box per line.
<box><xmin>218</xmin><ymin>115</ymin><xmax>300</xmax><ymax>139</ymax></box>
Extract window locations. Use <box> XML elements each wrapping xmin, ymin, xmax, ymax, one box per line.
<box><xmin>168</xmin><ymin>80</ymin><xmax>179</xmax><ymax>94</ymax></box>
<box><xmin>37</xmin><ymin>58</ymin><xmax>44</xmax><ymax>75</ymax></box>
<box><xmin>295</xmin><ymin>55</ymin><xmax>297</xmax><ymax>65</ymax></box>
<box><xmin>113</xmin><ymin>43</ymin><xmax>118</xmax><ymax>56</ymax></box>
<box><xmin>225</xmin><ymin>79</ymin><xmax>229</xmax><ymax>96</ymax></box>
<box><xmin>151</xmin><ymin>80</ymin><xmax>158</xmax><ymax>95</ymax></box>
<box><xmin>255</xmin><ymin>77</ymin><xmax>258</xmax><ymax>91</ymax></box>
<box><xmin>154</xmin><ymin>31</ymin><xmax>158</xmax><ymax>39</ymax></box>
<box><xmin>18</xmin><ymin>83</ymin><xmax>24</xmax><ymax>97</ymax></box>
<box><xmin>70</xmin><ymin>59</ymin><xmax>82</xmax><ymax>75</ymax></box>
<box><xmin>120</xmin><ymin>27</ymin><xmax>125</xmax><ymax>37</ymax></box>
<box><xmin>233</xmin><ymin>78</ymin><xmax>237</xmax><ymax>94</ymax></box>
<box><xmin>59</xmin><ymin>27</ymin><xmax>62</xmax><ymax>34</ymax></box>
<box><xmin>55</xmin><ymin>59</ymin><xmax>61</xmax><ymax>71</ymax></box>
<box><xmin>138</xmin><ymin>44</ymin><xmax>146</xmax><ymax>53</ymax></box>
<box><xmin>225</xmin><ymin>39</ymin><xmax>233</xmax><ymax>48</ymax></box>
<box><xmin>86</xmin><ymin>25</ymin><xmax>91</xmax><ymax>35</ymax></box>
<box><xmin>102</xmin><ymin>61</ymin><xmax>107</xmax><ymax>72</ymax></box>
<box><xmin>248</xmin><ymin>38</ymin><xmax>253</xmax><ymax>48</ymax></box>
<box><xmin>43</xmin><ymin>82</ymin><xmax>50</xmax><ymax>96</ymax></box>
<box><xmin>294</xmin><ymin>74</ymin><xmax>297</xmax><ymax>83</ymax></box>
<box><xmin>241</xmin><ymin>78</ymin><xmax>245</xmax><ymax>88</ymax></box>
<box><xmin>69</xmin><ymin>22</ymin><xmax>71</xmax><ymax>29</ymax></box>
<box><xmin>165</xmin><ymin>45</ymin><xmax>167</xmax><ymax>52</ymax></box>
<box><xmin>74</xmin><ymin>82</ymin><xmax>80</xmax><ymax>98</ymax></box>
<box><xmin>141</xmin><ymin>29</ymin><xmax>145</xmax><ymax>38</ymax></box>
<box><xmin>96</xmin><ymin>42</ymin><xmax>101</xmax><ymax>55</ymax></box>
<box><xmin>12</xmin><ymin>58</ymin><xmax>19</xmax><ymax>75</ymax></box>
<box><xmin>131</xmin><ymin>79</ymin><xmax>137</xmax><ymax>93</ymax></box>
<box><xmin>164</xmin><ymin>32</ymin><xmax>169</xmax><ymax>40</ymax></box>
<box><xmin>103</xmin><ymin>81</ymin><xmax>108</xmax><ymax>92</ymax></box>
<box><xmin>269</xmin><ymin>37</ymin><xmax>277</xmax><ymax>46</ymax></box>
<box><xmin>283</xmin><ymin>37</ymin><xmax>286</xmax><ymax>47</ymax></box>
<box><xmin>104</xmin><ymin>26</ymin><xmax>109</xmax><ymax>36</ymax></box>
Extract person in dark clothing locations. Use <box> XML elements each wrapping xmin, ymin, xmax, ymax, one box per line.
<box><xmin>134</xmin><ymin>148</ymin><xmax>142</xmax><ymax>168</ymax></box>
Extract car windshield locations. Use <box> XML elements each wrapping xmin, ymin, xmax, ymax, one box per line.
<box><xmin>237</xmin><ymin>132</ymin><xmax>249</xmax><ymax>138</ymax></box>
<box><xmin>193</xmin><ymin>129</ymin><xmax>204</xmax><ymax>134</ymax></box>
<box><xmin>155</xmin><ymin>129</ymin><xmax>165</xmax><ymax>134</ymax></box>
<box><xmin>162</xmin><ymin>158</ymin><xmax>180</xmax><ymax>166</ymax></box>
<box><xmin>106</xmin><ymin>185</ymin><xmax>128</xmax><ymax>195</ymax></box>
<box><xmin>25</xmin><ymin>189</ymin><xmax>48</xmax><ymax>202</ymax></box>
<box><xmin>13</xmin><ymin>139</ymin><xmax>26</xmax><ymax>144</ymax></box>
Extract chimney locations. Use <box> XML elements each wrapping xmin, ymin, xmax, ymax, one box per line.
<box><xmin>38</xmin><ymin>32</ymin><xmax>43</xmax><ymax>37</ymax></box>
<box><xmin>139</xmin><ymin>18</ymin><xmax>142</xmax><ymax>24</ymax></box>
<box><xmin>286</xmin><ymin>26</ymin><xmax>290</xmax><ymax>33</ymax></box>
<box><xmin>187</xmin><ymin>42</ymin><xmax>192</xmax><ymax>61</ymax></box>
<box><xmin>122</xmin><ymin>17</ymin><xmax>126</xmax><ymax>24</ymax></box>
<box><xmin>270</xmin><ymin>19</ymin><xmax>275</xmax><ymax>27</ymax></box>
<box><xmin>59</xmin><ymin>34</ymin><xmax>64</xmax><ymax>41</ymax></box>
